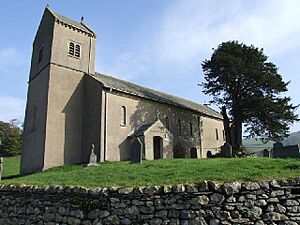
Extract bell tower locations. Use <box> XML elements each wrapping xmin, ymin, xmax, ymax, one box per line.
<box><xmin>21</xmin><ymin>6</ymin><xmax>96</xmax><ymax>174</ymax></box>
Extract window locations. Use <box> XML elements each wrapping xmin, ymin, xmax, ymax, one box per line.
<box><xmin>69</xmin><ymin>42</ymin><xmax>74</xmax><ymax>56</ymax></box>
<box><xmin>177</xmin><ymin>119</ymin><xmax>182</xmax><ymax>136</ymax></box>
<box><xmin>215</xmin><ymin>128</ymin><xmax>219</xmax><ymax>140</ymax></box>
<box><xmin>165</xmin><ymin>116</ymin><xmax>169</xmax><ymax>130</ymax></box>
<box><xmin>69</xmin><ymin>42</ymin><xmax>81</xmax><ymax>58</ymax></box>
<box><xmin>223</xmin><ymin>130</ymin><xmax>226</xmax><ymax>141</ymax></box>
<box><xmin>120</xmin><ymin>106</ymin><xmax>126</xmax><ymax>126</ymax></box>
<box><xmin>75</xmin><ymin>44</ymin><xmax>80</xmax><ymax>57</ymax></box>
<box><xmin>38</xmin><ymin>45</ymin><xmax>44</xmax><ymax>64</ymax></box>
<box><xmin>189</xmin><ymin>122</ymin><xmax>193</xmax><ymax>137</ymax></box>
<box><xmin>197</xmin><ymin>116</ymin><xmax>200</xmax><ymax>128</ymax></box>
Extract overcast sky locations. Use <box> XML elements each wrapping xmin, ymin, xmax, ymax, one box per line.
<box><xmin>1</xmin><ymin>0</ymin><xmax>300</xmax><ymax>132</ymax></box>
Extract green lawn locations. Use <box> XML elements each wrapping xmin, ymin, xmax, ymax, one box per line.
<box><xmin>2</xmin><ymin>158</ymin><xmax>300</xmax><ymax>187</ymax></box>
<box><xmin>1</xmin><ymin>156</ymin><xmax>20</xmax><ymax>177</ymax></box>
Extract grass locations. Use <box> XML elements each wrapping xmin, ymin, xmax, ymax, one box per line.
<box><xmin>1</xmin><ymin>156</ymin><xmax>20</xmax><ymax>177</ymax></box>
<box><xmin>1</xmin><ymin>157</ymin><xmax>300</xmax><ymax>188</ymax></box>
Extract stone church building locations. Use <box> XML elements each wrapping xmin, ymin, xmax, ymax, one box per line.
<box><xmin>21</xmin><ymin>6</ymin><xmax>224</xmax><ymax>174</ymax></box>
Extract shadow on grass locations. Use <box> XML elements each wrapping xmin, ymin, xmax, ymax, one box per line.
<box><xmin>2</xmin><ymin>174</ymin><xmax>23</xmax><ymax>180</ymax></box>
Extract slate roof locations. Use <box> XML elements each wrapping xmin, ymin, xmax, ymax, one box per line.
<box><xmin>93</xmin><ymin>73</ymin><xmax>223</xmax><ymax>120</ymax></box>
<box><xmin>130</xmin><ymin>124</ymin><xmax>153</xmax><ymax>137</ymax></box>
<box><xmin>47</xmin><ymin>6</ymin><xmax>96</xmax><ymax>36</ymax></box>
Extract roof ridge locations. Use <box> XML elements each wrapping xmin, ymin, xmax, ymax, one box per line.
<box><xmin>95</xmin><ymin>72</ymin><xmax>200</xmax><ymax>104</ymax></box>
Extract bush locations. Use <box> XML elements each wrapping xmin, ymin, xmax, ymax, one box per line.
<box><xmin>0</xmin><ymin>120</ymin><xmax>22</xmax><ymax>157</ymax></box>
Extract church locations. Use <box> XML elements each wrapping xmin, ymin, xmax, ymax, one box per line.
<box><xmin>21</xmin><ymin>6</ymin><xmax>224</xmax><ymax>175</ymax></box>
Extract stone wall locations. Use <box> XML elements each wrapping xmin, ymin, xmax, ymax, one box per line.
<box><xmin>1</xmin><ymin>179</ymin><xmax>300</xmax><ymax>225</ymax></box>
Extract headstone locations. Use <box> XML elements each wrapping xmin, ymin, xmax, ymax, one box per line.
<box><xmin>221</xmin><ymin>143</ymin><xmax>232</xmax><ymax>158</ymax></box>
<box><xmin>131</xmin><ymin>138</ymin><xmax>143</xmax><ymax>164</ymax></box>
<box><xmin>273</xmin><ymin>143</ymin><xmax>300</xmax><ymax>158</ymax></box>
<box><xmin>273</xmin><ymin>142</ymin><xmax>284</xmax><ymax>150</ymax></box>
<box><xmin>0</xmin><ymin>157</ymin><xmax>3</xmax><ymax>181</ymax></box>
<box><xmin>87</xmin><ymin>144</ymin><xmax>98</xmax><ymax>166</ymax></box>
<box><xmin>262</xmin><ymin>149</ymin><xmax>270</xmax><ymax>157</ymax></box>
<box><xmin>190</xmin><ymin>148</ymin><xmax>197</xmax><ymax>158</ymax></box>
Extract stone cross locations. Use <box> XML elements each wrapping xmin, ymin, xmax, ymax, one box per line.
<box><xmin>87</xmin><ymin>144</ymin><xmax>98</xmax><ymax>166</ymax></box>
<box><xmin>0</xmin><ymin>157</ymin><xmax>3</xmax><ymax>181</ymax></box>
<box><xmin>155</xmin><ymin>111</ymin><xmax>160</xmax><ymax>120</ymax></box>
<box><xmin>131</xmin><ymin>138</ymin><xmax>143</xmax><ymax>164</ymax></box>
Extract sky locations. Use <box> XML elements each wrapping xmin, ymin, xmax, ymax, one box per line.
<box><xmin>0</xmin><ymin>0</ymin><xmax>300</xmax><ymax>132</ymax></box>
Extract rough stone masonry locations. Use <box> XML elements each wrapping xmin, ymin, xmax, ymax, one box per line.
<box><xmin>1</xmin><ymin>178</ymin><xmax>300</xmax><ymax>225</ymax></box>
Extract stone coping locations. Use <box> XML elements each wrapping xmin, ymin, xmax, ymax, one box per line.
<box><xmin>1</xmin><ymin>178</ymin><xmax>300</xmax><ymax>196</ymax></box>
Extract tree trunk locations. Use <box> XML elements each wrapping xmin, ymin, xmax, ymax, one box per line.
<box><xmin>233</xmin><ymin>117</ymin><xmax>243</xmax><ymax>154</ymax></box>
<box><xmin>232</xmin><ymin>89</ymin><xmax>243</xmax><ymax>155</ymax></box>
<box><xmin>221</xmin><ymin>106</ymin><xmax>231</xmax><ymax>145</ymax></box>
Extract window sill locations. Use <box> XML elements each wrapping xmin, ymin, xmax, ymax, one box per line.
<box><xmin>68</xmin><ymin>54</ymin><xmax>80</xmax><ymax>59</ymax></box>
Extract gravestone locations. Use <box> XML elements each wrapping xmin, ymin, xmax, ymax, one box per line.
<box><xmin>131</xmin><ymin>138</ymin><xmax>143</xmax><ymax>164</ymax></box>
<box><xmin>273</xmin><ymin>142</ymin><xmax>284</xmax><ymax>150</ymax></box>
<box><xmin>262</xmin><ymin>149</ymin><xmax>270</xmax><ymax>157</ymax></box>
<box><xmin>190</xmin><ymin>148</ymin><xmax>197</xmax><ymax>158</ymax></box>
<box><xmin>0</xmin><ymin>157</ymin><xmax>3</xmax><ymax>181</ymax></box>
<box><xmin>87</xmin><ymin>144</ymin><xmax>98</xmax><ymax>166</ymax></box>
<box><xmin>272</xmin><ymin>142</ymin><xmax>300</xmax><ymax>158</ymax></box>
<box><xmin>221</xmin><ymin>143</ymin><xmax>232</xmax><ymax>158</ymax></box>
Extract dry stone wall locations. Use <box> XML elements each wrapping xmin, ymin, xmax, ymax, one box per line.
<box><xmin>1</xmin><ymin>179</ymin><xmax>300</xmax><ymax>225</ymax></box>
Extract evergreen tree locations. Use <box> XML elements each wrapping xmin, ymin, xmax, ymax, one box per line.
<box><xmin>202</xmin><ymin>41</ymin><xmax>299</xmax><ymax>152</ymax></box>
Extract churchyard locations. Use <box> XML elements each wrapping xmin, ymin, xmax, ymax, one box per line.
<box><xmin>1</xmin><ymin>157</ymin><xmax>300</xmax><ymax>187</ymax></box>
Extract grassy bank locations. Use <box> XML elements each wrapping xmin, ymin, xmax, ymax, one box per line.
<box><xmin>2</xmin><ymin>156</ymin><xmax>20</xmax><ymax>177</ymax></box>
<box><xmin>2</xmin><ymin>158</ymin><xmax>300</xmax><ymax>187</ymax></box>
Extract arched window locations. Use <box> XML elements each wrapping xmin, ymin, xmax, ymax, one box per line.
<box><xmin>120</xmin><ymin>106</ymin><xmax>126</xmax><ymax>126</ymax></box>
<box><xmin>75</xmin><ymin>44</ymin><xmax>80</xmax><ymax>58</ymax></box>
<box><xmin>197</xmin><ymin>116</ymin><xmax>200</xmax><ymax>128</ymax></box>
<box><xmin>189</xmin><ymin>122</ymin><xmax>193</xmax><ymax>137</ymax></box>
<box><xmin>165</xmin><ymin>116</ymin><xmax>169</xmax><ymax>130</ymax></box>
<box><xmin>215</xmin><ymin>128</ymin><xmax>219</xmax><ymax>140</ymax></box>
<box><xmin>177</xmin><ymin>119</ymin><xmax>182</xmax><ymax>136</ymax></box>
<box><xmin>69</xmin><ymin>42</ymin><xmax>75</xmax><ymax>56</ymax></box>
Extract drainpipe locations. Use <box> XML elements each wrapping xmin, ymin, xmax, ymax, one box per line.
<box><xmin>199</xmin><ymin>116</ymin><xmax>203</xmax><ymax>158</ymax></box>
<box><xmin>88</xmin><ymin>35</ymin><xmax>92</xmax><ymax>75</ymax></box>
<box><xmin>104</xmin><ymin>91</ymin><xmax>108</xmax><ymax>161</ymax></box>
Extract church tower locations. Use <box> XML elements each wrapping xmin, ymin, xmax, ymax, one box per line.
<box><xmin>21</xmin><ymin>6</ymin><xmax>96</xmax><ymax>174</ymax></box>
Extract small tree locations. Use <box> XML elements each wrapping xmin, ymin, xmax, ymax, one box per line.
<box><xmin>0</xmin><ymin>120</ymin><xmax>22</xmax><ymax>156</ymax></box>
<box><xmin>202</xmin><ymin>41</ymin><xmax>299</xmax><ymax>152</ymax></box>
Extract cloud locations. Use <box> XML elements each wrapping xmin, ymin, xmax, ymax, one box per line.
<box><xmin>97</xmin><ymin>51</ymin><xmax>150</xmax><ymax>81</ymax></box>
<box><xmin>97</xmin><ymin>0</ymin><xmax>300</xmax><ymax>81</ymax></box>
<box><xmin>0</xmin><ymin>96</ymin><xmax>25</xmax><ymax>123</ymax></box>
<box><xmin>0</xmin><ymin>48</ymin><xmax>27</xmax><ymax>73</ymax></box>
<box><xmin>155</xmin><ymin>0</ymin><xmax>300</xmax><ymax>64</ymax></box>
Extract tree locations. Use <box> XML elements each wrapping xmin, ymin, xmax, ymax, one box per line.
<box><xmin>202</xmin><ymin>41</ymin><xmax>299</xmax><ymax>152</ymax></box>
<box><xmin>0</xmin><ymin>120</ymin><xmax>22</xmax><ymax>156</ymax></box>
